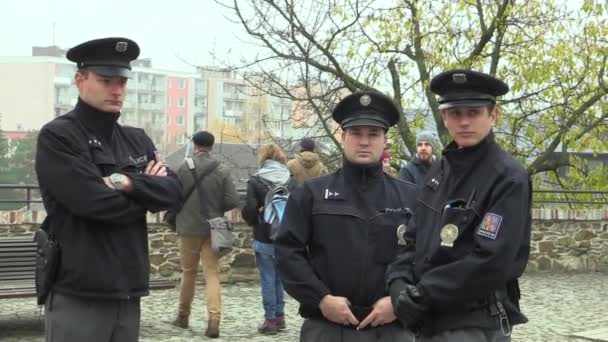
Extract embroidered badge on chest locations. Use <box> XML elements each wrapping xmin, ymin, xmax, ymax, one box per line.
<box><xmin>477</xmin><ymin>213</ymin><xmax>503</xmax><ymax>240</ymax></box>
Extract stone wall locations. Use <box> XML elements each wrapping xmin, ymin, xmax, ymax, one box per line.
<box><xmin>1</xmin><ymin>208</ymin><xmax>607</xmax><ymax>281</ymax></box>
<box><xmin>147</xmin><ymin>220</ymin><xmax>258</xmax><ymax>283</ymax></box>
<box><xmin>0</xmin><ymin>209</ymin><xmax>259</xmax><ymax>283</ymax></box>
<box><xmin>528</xmin><ymin>208</ymin><xmax>608</xmax><ymax>272</ymax></box>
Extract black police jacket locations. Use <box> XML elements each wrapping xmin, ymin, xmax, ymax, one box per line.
<box><xmin>35</xmin><ymin>99</ymin><xmax>181</xmax><ymax>299</ymax></box>
<box><xmin>275</xmin><ymin>159</ymin><xmax>417</xmax><ymax>321</ymax></box>
<box><xmin>387</xmin><ymin>132</ymin><xmax>532</xmax><ymax>335</ymax></box>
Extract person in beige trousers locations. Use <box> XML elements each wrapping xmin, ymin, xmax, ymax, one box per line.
<box><xmin>172</xmin><ymin>131</ymin><xmax>239</xmax><ymax>338</ymax></box>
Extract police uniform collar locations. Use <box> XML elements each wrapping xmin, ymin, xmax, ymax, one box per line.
<box><xmin>74</xmin><ymin>98</ymin><xmax>120</xmax><ymax>142</ymax></box>
<box><xmin>342</xmin><ymin>157</ymin><xmax>384</xmax><ymax>184</ymax></box>
<box><xmin>443</xmin><ymin>131</ymin><xmax>495</xmax><ymax>170</ymax></box>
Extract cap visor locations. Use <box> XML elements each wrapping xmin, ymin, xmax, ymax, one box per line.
<box><xmin>341</xmin><ymin>118</ymin><xmax>388</xmax><ymax>129</ymax></box>
<box><xmin>438</xmin><ymin>99</ymin><xmax>493</xmax><ymax>110</ymax></box>
<box><xmin>86</xmin><ymin>66</ymin><xmax>132</xmax><ymax>78</ymax></box>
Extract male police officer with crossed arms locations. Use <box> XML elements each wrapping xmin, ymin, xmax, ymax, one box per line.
<box><xmin>387</xmin><ymin>69</ymin><xmax>532</xmax><ymax>341</ymax></box>
<box><xmin>276</xmin><ymin>91</ymin><xmax>417</xmax><ymax>342</ymax></box>
<box><xmin>35</xmin><ymin>37</ymin><xmax>181</xmax><ymax>342</ymax></box>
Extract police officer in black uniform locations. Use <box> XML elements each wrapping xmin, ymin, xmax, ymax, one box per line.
<box><xmin>275</xmin><ymin>91</ymin><xmax>417</xmax><ymax>342</ymax></box>
<box><xmin>35</xmin><ymin>37</ymin><xmax>181</xmax><ymax>342</ymax></box>
<box><xmin>387</xmin><ymin>69</ymin><xmax>532</xmax><ymax>341</ymax></box>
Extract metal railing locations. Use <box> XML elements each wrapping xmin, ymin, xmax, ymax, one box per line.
<box><xmin>532</xmin><ymin>189</ymin><xmax>608</xmax><ymax>206</ymax></box>
<box><xmin>0</xmin><ymin>184</ymin><xmax>42</xmax><ymax>210</ymax></box>
<box><xmin>1</xmin><ymin>184</ymin><xmax>607</xmax><ymax>209</ymax></box>
<box><xmin>0</xmin><ymin>184</ymin><xmax>248</xmax><ymax>210</ymax></box>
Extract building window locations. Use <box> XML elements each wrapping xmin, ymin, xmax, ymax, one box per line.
<box><xmin>138</xmin><ymin>93</ymin><xmax>151</xmax><ymax>103</ymax></box>
<box><xmin>177</xmin><ymin>134</ymin><xmax>185</xmax><ymax>145</ymax></box>
<box><xmin>177</xmin><ymin>97</ymin><xmax>185</xmax><ymax>108</ymax></box>
<box><xmin>176</xmin><ymin>115</ymin><xmax>185</xmax><ymax>126</ymax></box>
<box><xmin>178</xmin><ymin>79</ymin><xmax>186</xmax><ymax>89</ymax></box>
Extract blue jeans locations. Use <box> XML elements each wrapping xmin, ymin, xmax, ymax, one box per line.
<box><xmin>253</xmin><ymin>240</ymin><xmax>285</xmax><ymax>320</ymax></box>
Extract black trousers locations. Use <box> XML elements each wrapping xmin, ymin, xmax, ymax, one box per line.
<box><xmin>300</xmin><ymin>318</ymin><xmax>415</xmax><ymax>342</ymax></box>
<box><xmin>45</xmin><ymin>292</ymin><xmax>141</xmax><ymax>342</ymax></box>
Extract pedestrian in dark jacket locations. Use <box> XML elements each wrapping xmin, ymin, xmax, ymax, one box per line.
<box><xmin>172</xmin><ymin>131</ymin><xmax>239</xmax><ymax>338</ymax></box>
<box><xmin>387</xmin><ymin>69</ymin><xmax>531</xmax><ymax>342</ymax></box>
<box><xmin>242</xmin><ymin>143</ymin><xmax>295</xmax><ymax>335</ymax></box>
<box><xmin>399</xmin><ymin>130</ymin><xmax>437</xmax><ymax>186</ymax></box>
<box><xmin>275</xmin><ymin>91</ymin><xmax>418</xmax><ymax>342</ymax></box>
<box><xmin>35</xmin><ymin>37</ymin><xmax>181</xmax><ymax>342</ymax></box>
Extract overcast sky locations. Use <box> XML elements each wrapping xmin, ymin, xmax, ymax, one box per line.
<box><xmin>1</xmin><ymin>0</ymin><xmax>248</xmax><ymax>72</ymax></box>
<box><xmin>2</xmin><ymin>0</ymin><xmax>584</xmax><ymax>73</ymax></box>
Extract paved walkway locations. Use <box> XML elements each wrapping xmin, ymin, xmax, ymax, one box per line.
<box><xmin>570</xmin><ymin>327</ymin><xmax>608</xmax><ymax>342</ymax></box>
<box><xmin>0</xmin><ymin>272</ymin><xmax>606</xmax><ymax>341</ymax></box>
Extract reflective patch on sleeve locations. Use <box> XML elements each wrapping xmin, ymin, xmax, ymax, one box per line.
<box><xmin>477</xmin><ymin>213</ymin><xmax>503</xmax><ymax>240</ymax></box>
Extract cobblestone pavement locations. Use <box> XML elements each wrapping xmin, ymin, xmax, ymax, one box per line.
<box><xmin>1</xmin><ymin>272</ymin><xmax>606</xmax><ymax>342</ymax></box>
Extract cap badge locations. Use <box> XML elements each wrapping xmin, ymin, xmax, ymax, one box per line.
<box><xmin>360</xmin><ymin>94</ymin><xmax>371</xmax><ymax>106</ymax></box>
<box><xmin>115</xmin><ymin>41</ymin><xmax>128</xmax><ymax>53</ymax></box>
<box><xmin>440</xmin><ymin>223</ymin><xmax>459</xmax><ymax>247</ymax></box>
<box><xmin>452</xmin><ymin>73</ymin><xmax>467</xmax><ymax>84</ymax></box>
<box><xmin>396</xmin><ymin>224</ymin><xmax>407</xmax><ymax>246</ymax></box>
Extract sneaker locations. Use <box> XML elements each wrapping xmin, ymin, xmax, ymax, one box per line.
<box><xmin>275</xmin><ymin>314</ymin><xmax>286</xmax><ymax>330</ymax></box>
<box><xmin>258</xmin><ymin>319</ymin><xmax>279</xmax><ymax>335</ymax></box>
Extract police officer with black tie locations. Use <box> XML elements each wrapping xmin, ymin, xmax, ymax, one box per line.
<box><xmin>387</xmin><ymin>69</ymin><xmax>532</xmax><ymax>341</ymax></box>
<box><xmin>275</xmin><ymin>91</ymin><xmax>417</xmax><ymax>342</ymax></box>
<box><xmin>35</xmin><ymin>37</ymin><xmax>181</xmax><ymax>342</ymax></box>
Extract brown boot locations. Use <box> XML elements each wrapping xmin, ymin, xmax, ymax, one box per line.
<box><xmin>205</xmin><ymin>319</ymin><xmax>220</xmax><ymax>338</ymax></box>
<box><xmin>172</xmin><ymin>312</ymin><xmax>189</xmax><ymax>329</ymax></box>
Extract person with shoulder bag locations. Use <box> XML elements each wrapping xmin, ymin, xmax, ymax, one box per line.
<box><xmin>171</xmin><ymin>131</ymin><xmax>239</xmax><ymax>338</ymax></box>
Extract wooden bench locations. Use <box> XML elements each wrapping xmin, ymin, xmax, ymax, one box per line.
<box><xmin>0</xmin><ymin>237</ymin><xmax>175</xmax><ymax>300</ymax></box>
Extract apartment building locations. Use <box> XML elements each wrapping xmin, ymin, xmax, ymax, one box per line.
<box><xmin>0</xmin><ymin>47</ymin><xmax>323</xmax><ymax>156</ymax></box>
<box><xmin>0</xmin><ymin>51</ymin><xmax>202</xmax><ymax>154</ymax></box>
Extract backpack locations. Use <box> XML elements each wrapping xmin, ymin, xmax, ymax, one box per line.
<box><xmin>256</xmin><ymin>176</ymin><xmax>296</xmax><ymax>241</ymax></box>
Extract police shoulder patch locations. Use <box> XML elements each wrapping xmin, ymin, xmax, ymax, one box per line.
<box><xmin>477</xmin><ymin>213</ymin><xmax>503</xmax><ymax>240</ymax></box>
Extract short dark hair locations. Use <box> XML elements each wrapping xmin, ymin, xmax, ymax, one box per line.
<box><xmin>300</xmin><ymin>138</ymin><xmax>315</xmax><ymax>152</ymax></box>
<box><xmin>192</xmin><ymin>131</ymin><xmax>214</xmax><ymax>148</ymax></box>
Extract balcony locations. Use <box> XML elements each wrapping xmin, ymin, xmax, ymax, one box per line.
<box><xmin>53</xmin><ymin>76</ymin><xmax>72</xmax><ymax>86</ymax></box>
<box><xmin>140</xmin><ymin>102</ymin><xmax>164</xmax><ymax>110</ymax></box>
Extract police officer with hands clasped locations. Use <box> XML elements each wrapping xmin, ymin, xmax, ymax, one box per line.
<box><xmin>387</xmin><ymin>69</ymin><xmax>532</xmax><ymax>341</ymax></box>
<box><xmin>275</xmin><ymin>91</ymin><xmax>418</xmax><ymax>341</ymax></box>
<box><xmin>35</xmin><ymin>37</ymin><xmax>181</xmax><ymax>342</ymax></box>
